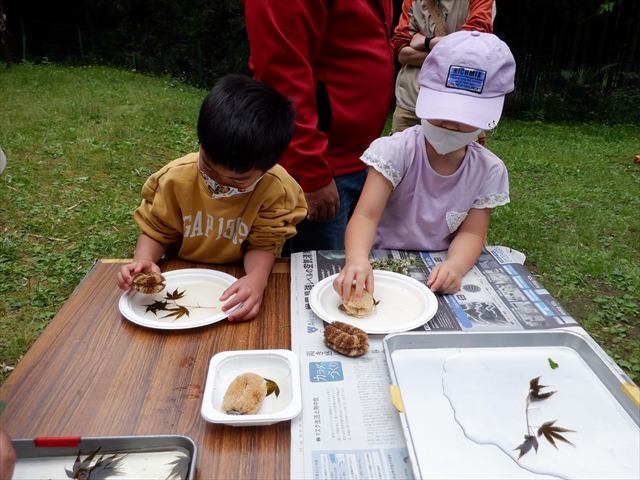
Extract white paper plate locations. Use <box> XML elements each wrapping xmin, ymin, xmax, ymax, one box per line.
<box><xmin>309</xmin><ymin>270</ymin><xmax>438</xmax><ymax>334</ymax></box>
<box><xmin>201</xmin><ymin>349</ymin><xmax>301</xmax><ymax>426</ymax></box>
<box><xmin>118</xmin><ymin>268</ymin><xmax>241</xmax><ymax>330</ymax></box>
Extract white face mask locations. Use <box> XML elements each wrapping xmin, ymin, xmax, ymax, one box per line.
<box><xmin>421</xmin><ymin>120</ymin><xmax>481</xmax><ymax>155</ymax></box>
<box><xmin>199</xmin><ymin>170</ymin><xmax>264</xmax><ymax>199</ymax></box>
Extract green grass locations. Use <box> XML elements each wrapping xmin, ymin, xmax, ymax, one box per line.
<box><xmin>489</xmin><ymin>120</ymin><xmax>640</xmax><ymax>377</ymax></box>
<box><xmin>1</xmin><ymin>62</ymin><xmax>639</xmax><ymax>384</ymax></box>
<box><xmin>0</xmin><ymin>62</ymin><xmax>204</xmax><ymax>382</ymax></box>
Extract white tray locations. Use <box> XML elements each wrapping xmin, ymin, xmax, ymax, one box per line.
<box><xmin>201</xmin><ymin>349</ymin><xmax>302</xmax><ymax>426</ymax></box>
<box><xmin>384</xmin><ymin>330</ymin><xmax>640</xmax><ymax>479</ymax></box>
<box><xmin>12</xmin><ymin>435</ymin><xmax>196</xmax><ymax>480</ymax></box>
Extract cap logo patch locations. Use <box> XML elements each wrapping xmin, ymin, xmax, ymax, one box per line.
<box><xmin>446</xmin><ymin>66</ymin><xmax>486</xmax><ymax>94</ymax></box>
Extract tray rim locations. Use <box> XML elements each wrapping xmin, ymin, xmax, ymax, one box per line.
<box><xmin>383</xmin><ymin>329</ymin><xmax>640</xmax><ymax>479</ymax></box>
<box><xmin>12</xmin><ymin>434</ymin><xmax>197</xmax><ymax>480</ymax></box>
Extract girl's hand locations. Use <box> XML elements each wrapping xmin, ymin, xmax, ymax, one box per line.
<box><xmin>117</xmin><ymin>260</ymin><xmax>161</xmax><ymax>291</ymax></box>
<box><xmin>219</xmin><ymin>273</ymin><xmax>267</xmax><ymax>322</ymax></box>
<box><xmin>333</xmin><ymin>257</ymin><xmax>374</xmax><ymax>303</ymax></box>
<box><xmin>427</xmin><ymin>260</ymin><xmax>464</xmax><ymax>294</ymax></box>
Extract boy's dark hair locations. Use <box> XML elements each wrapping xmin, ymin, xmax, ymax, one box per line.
<box><xmin>197</xmin><ymin>74</ymin><xmax>297</xmax><ymax>173</ymax></box>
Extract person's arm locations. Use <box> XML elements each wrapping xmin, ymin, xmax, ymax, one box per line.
<box><xmin>399</xmin><ymin>0</ymin><xmax>495</xmax><ymax>66</ymax></box>
<box><xmin>392</xmin><ymin>0</ymin><xmax>413</xmax><ymax>57</ymax></box>
<box><xmin>398</xmin><ymin>34</ymin><xmax>443</xmax><ymax>66</ymax></box>
<box><xmin>397</xmin><ymin>44</ymin><xmax>428</xmax><ymax>66</ymax></box>
<box><xmin>243</xmin><ymin>0</ymin><xmax>338</xmax><ymax>221</ymax></box>
<box><xmin>460</xmin><ymin>0</ymin><xmax>495</xmax><ymax>33</ymax></box>
<box><xmin>116</xmin><ymin>233</ymin><xmax>167</xmax><ymax>290</ymax></box>
<box><xmin>219</xmin><ymin>249</ymin><xmax>276</xmax><ymax>322</ymax></box>
<box><xmin>0</xmin><ymin>417</ymin><xmax>16</xmax><ymax>479</ymax></box>
<box><xmin>333</xmin><ymin>169</ymin><xmax>393</xmax><ymax>302</ymax></box>
<box><xmin>427</xmin><ymin>207</ymin><xmax>491</xmax><ymax>294</ymax></box>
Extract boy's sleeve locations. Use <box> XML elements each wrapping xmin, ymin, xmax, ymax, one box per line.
<box><xmin>134</xmin><ymin>172</ymin><xmax>184</xmax><ymax>245</ymax></box>
<box><xmin>473</xmin><ymin>161</ymin><xmax>510</xmax><ymax>209</ymax></box>
<box><xmin>246</xmin><ymin>179</ymin><xmax>308</xmax><ymax>256</ymax></box>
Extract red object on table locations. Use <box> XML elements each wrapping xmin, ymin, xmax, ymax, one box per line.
<box><xmin>34</xmin><ymin>437</ymin><xmax>82</xmax><ymax>448</ymax></box>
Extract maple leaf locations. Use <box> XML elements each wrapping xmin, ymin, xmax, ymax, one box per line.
<box><xmin>528</xmin><ymin>376</ymin><xmax>557</xmax><ymax>401</ymax></box>
<box><xmin>513</xmin><ymin>434</ymin><xmax>539</xmax><ymax>459</ymax></box>
<box><xmin>64</xmin><ymin>448</ymin><xmax>126</xmax><ymax>479</ymax></box>
<box><xmin>165</xmin><ymin>289</ymin><xmax>186</xmax><ymax>300</ymax></box>
<box><xmin>166</xmin><ymin>456</ymin><xmax>190</xmax><ymax>480</ymax></box>
<box><xmin>529</xmin><ymin>376</ymin><xmax>547</xmax><ymax>393</ymax></box>
<box><xmin>161</xmin><ymin>305</ymin><xmax>190</xmax><ymax>320</ymax></box>
<box><xmin>83</xmin><ymin>453</ymin><xmax>126</xmax><ymax>479</ymax></box>
<box><xmin>537</xmin><ymin>420</ymin><xmax>576</xmax><ymax>449</ymax></box>
<box><xmin>144</xmin><ymin>300</ymin><xmax>169</xmax><ymax>315</ymax></box>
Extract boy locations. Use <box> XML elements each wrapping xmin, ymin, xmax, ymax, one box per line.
<box><xmin>118</xmin><ymin>74</ymin><xmax>307</xmax><ymax>321</ymax></box>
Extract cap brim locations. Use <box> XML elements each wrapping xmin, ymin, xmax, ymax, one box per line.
<box><xmin>415</xmin><ymin>87</ymin><xmax>504</xmax><ymax>130</ymax></box>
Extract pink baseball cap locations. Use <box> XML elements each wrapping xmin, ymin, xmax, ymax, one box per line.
<box><xmin>415</xmin><ymin>31</ymin><xmax>516</xmax><ymax>130</ymax></box>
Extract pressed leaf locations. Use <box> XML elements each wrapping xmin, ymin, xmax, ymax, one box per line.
<box><xmin>64</xmin><ymin>447</ymin><xmax>102</xmax><ymax>479</ymax></box>
<box><xmin>144</xmin><ymin>300</ymin><xmax>169</xmax><ymax>315</ymax></box>
<box><xmin>530</xmin><ymin>389</ymin><xmax>557</xmax><ymax>402</ymax></box>
<box><xmin>162</xmin><ymin>305</ymin><xmax>190</xmax><ymax>320</ymax></box>
<box><xmin>529</xmin><ymin>376</ymin><xmax>548</xmax><ymax>395</ymax></box>
<box><xmin>65</xmin><ymin>450</ymin><xmax>83</xmax><ymax>478</ymax></box>
<box><xmin>86</xmin><ymin>453</ymin><xmax>126</xmax><ymax>479</ymax></box>
<box><xmin>513</xmin><ymin>435</ymin><xmax>539</xmax><ymax>459</ymax></box>
<box><xmin>165</xmin><ymin>289</ymin><xmax>186</xmax><ymax>300</ymax></box>
<box><xmin>166</xmin><ymin>456</ymin><xmax>190</xmax><ymax>479</ymax></box>
<box><xmin>76</xmin><ymin>447</ymin><xmax>101</xmax><ymax>474</ymax></box>
<box><xmin>265</xmin><ymin>378</ymin><xmax>280</xmax><ymax>398</ymax></box>
<box><xmin>528</xmin><ymin>376</ymin><xmax>556</xmax><ymax>401</ymax></box>
<box><xmin>537</xmin><ymin>420</ymin><xmax>576</xmax><ymax>449</ymax></box>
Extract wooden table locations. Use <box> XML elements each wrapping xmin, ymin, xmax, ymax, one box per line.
<box><xmin>0</xmin><ymin>258</ymin><xmax>293</xmax><ymax>479</ymax></box>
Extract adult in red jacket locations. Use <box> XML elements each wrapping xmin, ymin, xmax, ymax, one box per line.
<box><xmin>243</xmin><ymin>0</ymin><xmax>395</xmax><ymax>252</ymax></box>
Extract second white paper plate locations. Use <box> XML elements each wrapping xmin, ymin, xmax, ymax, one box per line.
<box><xmin>309</xmin><ymin>270</ymin><xmax>438</xmax><ymax>334</ymax></box>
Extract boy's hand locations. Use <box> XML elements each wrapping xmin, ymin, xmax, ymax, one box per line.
<box><xmin>427</xmin><ymin>261</ymin><xmax>464</xmax><ymax>294</ymax></box>
<box><xmin>333</xmin><ymin>256</ymin><xmax>374</xmax><ymax>303</ymax></box>
<box><xmin>117</xmin><ymin>260</ymin><xmax>161</xmax><ymax>291</ymax></box>
<box><xmin>219</xmin><ymin>273</ymin><xmax>267</xmax><ymax>322</ymax></box>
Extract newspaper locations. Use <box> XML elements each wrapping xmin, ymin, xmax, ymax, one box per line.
<box><xmin>289</xmin><ymin>247</ymin><xmax>580</xmax><ymax>479</ymax></box>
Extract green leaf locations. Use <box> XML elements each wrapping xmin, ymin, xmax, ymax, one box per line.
<box><xmin>548</xmin><ymin>358</ymin><xmax>559</xmax><ymax>369</ymax></box>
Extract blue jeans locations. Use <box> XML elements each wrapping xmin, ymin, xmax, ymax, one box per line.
<box><xmin>286</xmin><ymin>169</ymin><xmax>368</xmax><ymax>253</ymax></box>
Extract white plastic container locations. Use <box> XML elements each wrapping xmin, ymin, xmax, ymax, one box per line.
<box><xmin>201</xmin><ymin>349</ymin><xmax>301</xmax><ymax>426</ymax></box>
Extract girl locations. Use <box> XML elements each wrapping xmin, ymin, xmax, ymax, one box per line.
<box><xmin>334</xmin><ymin>31</ymin><xmax>516</xmax><ymax>302</ymax></box>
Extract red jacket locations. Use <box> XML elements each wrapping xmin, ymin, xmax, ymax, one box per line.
<box><xmin>393</xmin><ymin>0</ymin><xmax>495</xmax><ymax>56</ymax></box>
<box><xmin>243</xmin><ymin>0</ymin><xmax>395</xmax><ymax>192</ymax></box>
